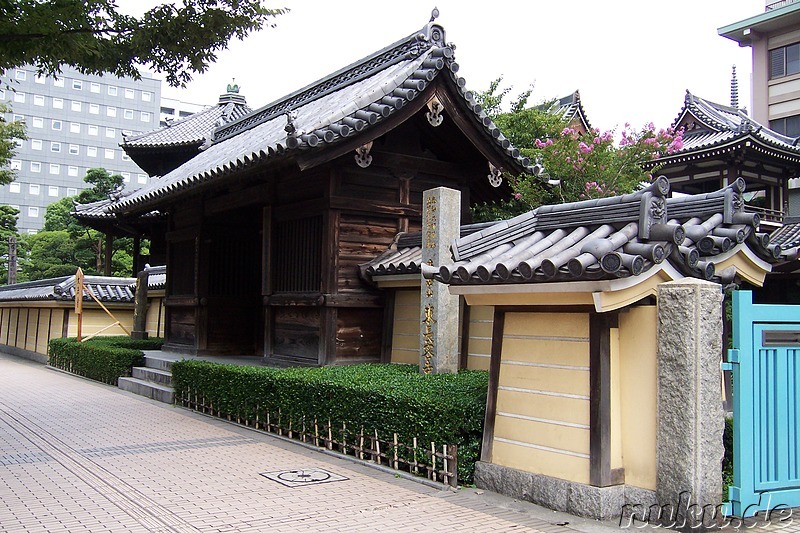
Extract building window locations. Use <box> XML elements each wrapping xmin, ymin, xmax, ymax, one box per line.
<box><xmin>142</xmin><ymin>91</ymin><xmax>152</xmax><ymax>102</ymax></box>
<box><xmin>771</xmin><ymin>115</ymin><xmax>800</xmax><ymax>137</ymax></box>
<box><xmin>34</xmin><ymin>75</ymin><xmax>45</xmax><ymax>84</ymax></box>
<box><xmin>105</xmin><ymin>127</ymin><xmax>115</xmax><ymax>138</ymax></box>
<box><xmin>10</xmin><ymin>159</ymin><xmax>21</xmax><ymax>170</ymax></box>
<box><xmin>13</xmin><ymin>92</ymin><xmax>25</xmax><ymax>103</ymax></box>
<box><xmin>72</xmin><ymin>80</ymin><xmax>82</xmax><ymax>90</ymax></box>
<box><xmin>53</xmin><ymin>98</ymin><xmax>63</xmax><ymax>109</ymax></box>
<box><xmin>122</xmin><ymin>129</ymin><xmax>132</xmax><ymax>136</ymax></box>
<box><xmin>31</xmin><ymin>117</ymin><xmax>43</xmax><ymax>128</ymax></box>
<box><xmin>51</xmin><ymin>119</ymin><xmax>62</xmax><ymax>131</ymax></box>
<box><xmin>9</xmin><ymin>183</ymin><xmax>20</xmax><ymax>193</ymax></box>
<box><xmin>53</xmin><ymin>78</ymin><xmax>64</xmax><ymax>88</ymax></box>
<box><xmin>69</xmin><ymin>144</ymin><xmax>79</xmax><ymax>155</ymax></box>
<box><xmin>31</xmin><ymin>139</ymin><xmax>42</xmax><ymax>150</ymax></box>
<box><xmin>141</xmin><ymin>111</ymin><xmax>151</xmax><ymax>123</ymax></box>
<box><xmin>121</xmin><ymin>153</ymin><xmax>131</xmax><ymax>161</ymax></box>
<box><xmin>49</xmin><ymin>164</ymin><xmax>60</xmax><ymax>175</ymax></box>
<box><xmin>28</xmin><ymin>207</ymin><xmax>39</xmax><ymax>218</ymax></box>
<box><xmin>70</xmin><ymin>122</ymin><xmax>80</xmax><ymax>134</ymax></box>
<box><xmin>15</xmin><ymin>69</ymin><xmax>26</xmax><ymax>81</ymax></box>
<box><xmin>29</xmin><ymin>184</ymin><xmax>40</xmax><ymax>195</ymax></box>
<box><xmin>33</xmin><ymin>94</ymin><xmax>44</xmax><ymax>106</ymax></box>
<box><xmin>107</xmin><ymin>106</ymin><xmax>117</xmax><ymax>117</ymax></box>
<box><xmin>71</xmin><ymin>101</ymin><xmax>81</xmax><ymax>112</ymax></box>
<box><xmin>48</xmin><ymin>186</ymin><xmax>59</xmax><ymax>197</ymax></box>
<box><xmin>12</xmin><ymin>114</ymin><xmax>23</xmax><ymax>123</ymax></box>
<box><xmin>90</xmin><ymin>82</ymin><xmax>100</xmax><ymax>93</ymax></box>
<box><xmin>51</xmin><ymin>142</ymin><xmax>61</xmax><ymax>153</ymax></box>
<box><xmin>87</xmin><ymin>146</ymin><xmax>97</xmax><ymax>157</ymax></box>
<box><xmin>67</xmin><ymin>187</ymin><xmax>78</xmax><ymax>195</ymax></box>
<box><xmin>30</xmin><ymin>162</ymin><xmax>41</xmax><ymax>173</ymax></box>
<box><xmin>0</xmin><ymin>89</ymin><xmax>4</xmax><ymax>100</ymax></box>
<box><xmin>88</xmin><ymin>125</ymin><xmax>98</xmax><ymax>136</ymax></box>
<box><xmin>67</xmin><ymin>169</ymin><xmax>78</xmax><ymax>179</ymax></box>
<box><xmin>121</xmin><ymin>172</ymin><xmax>131</xmax><ymax>183</ymax></box>
<box><xmin>104</xmin><ymin>148</ymin><xmax>115</xmax><ymax>160</ymax></box>
<box><xmin>108</xmin><ymin>85</ymin><xmax>117</xmax><ymax>96</ymax></box>
<box><xmin>137</xmin><ymin>173</ymin><xmax>147</xmax><ymax>184</ymax></box>
<box><xmin>125</xmin><ymin>88</ymin><xmax>134</xmax><ymax>99</ymax></box>
<box><xmin>124</xmin><ymin>109</ymin><xmax>134</xmax><ymax>120</ymax></box>
<box><xmin>89</xmin><ymin>103</ymin><xmax>99</xmax><ymax>115</ymax></box>
<box><xmin>771</xmin><ymin>43</ymin><xmax>800</xmax><ymax>79</ymax></box>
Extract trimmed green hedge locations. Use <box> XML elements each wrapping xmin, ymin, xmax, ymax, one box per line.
<box><xmin>48</xmin><ymin>336</ymin><xmax>164</xmax><ymax>385</ymax></box>
<box><xmin>171</xmin><ymin>361</ymin><xmax>488</xmax><ymax>484</ymax></box>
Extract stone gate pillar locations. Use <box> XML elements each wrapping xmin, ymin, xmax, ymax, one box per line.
<box><xmin>657</xmin><ymin>278</ymin><xmax>724</xmax><ymax>529</ymax></box>
<box><xmin>420</xmin><ymin>187</ymin><xmax>460</xmax><ymax>374</ymax></box>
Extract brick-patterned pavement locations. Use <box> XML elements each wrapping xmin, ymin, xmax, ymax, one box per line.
<box><xmin>0</xmin><ymin>352</ymin><xmax>622</xmax><ymax>533</ymax></box>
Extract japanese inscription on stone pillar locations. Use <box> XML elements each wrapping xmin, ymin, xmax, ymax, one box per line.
<box><xmin>420</xmin><ymin>187</ymin><xmax>460</xmax><ymax>374</ymax></box>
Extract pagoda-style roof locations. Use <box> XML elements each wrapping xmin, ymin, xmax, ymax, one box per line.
<box><xmin>644</xmin><ymin>91</ymin><xmax>800</xmax><ymax>180</ymax></box>
<box><xmin>111</xmin><ymin>18</ymin><xmax>536</xmax><ymax>216</ymax></box>
<box><xmin>364</xmin><ymin>177</ymin><xmax>782</xmax><ymax>309</ymax></box>
<box><xmin>71</xmin><ymin>191</ymin><xmax>164</xmax><ymax>237</ymax></box>
<box><xmin>540</xmin><ymin>90</ymin><xmax>592</xmax><ymax>133</ymax></box>
<box><xmin>121</xmin><ymin>91</ymin><xmax>252</xmax><ymax>176</ymax></box>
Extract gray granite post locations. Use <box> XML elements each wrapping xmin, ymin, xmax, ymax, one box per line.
<box><xmin>656</xmin><ymin>278</ymin><xmax>724</xmax><ymax>529</ymax></box>
<box><xmin>420</xmin><ymin>187</ymin><xmax>460</xmax><ymax>374</ymax></box>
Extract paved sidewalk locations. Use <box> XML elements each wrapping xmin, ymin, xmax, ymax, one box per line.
<box><xmin>0</xmin><ymin>352</ymin><xmax>623</xmax><ymax>533</ymax></box>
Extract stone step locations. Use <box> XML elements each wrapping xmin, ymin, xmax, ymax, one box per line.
<box><xmin>118</xmin><ymin>377</ymin><xmax>174</xmax><ymax>404</ymax></box>
<box><xmin>132</xmin><ymin>366</ymin><xmax>172</xmax><ymax>386</ymax></box>
<box><xmin>144</xmin><ymin>356</ymin><xmax>174</xmax><ymax>372</ymax></box>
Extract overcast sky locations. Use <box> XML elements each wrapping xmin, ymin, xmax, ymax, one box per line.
<box><xmin>151</xmin><ymin>1</ymin><xmax>766</xmax><ymax>134</ymax></box>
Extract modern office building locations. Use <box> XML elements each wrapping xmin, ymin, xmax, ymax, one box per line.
<box><xmin>0</xmin><ymin>65</ymin><xmax>161</xmax><ymax>233</ymax></box>
<box><xmin>159</xmin><ymin>96</ymin><xmax>205</xmax><ymax>127</ymax></box>
<box><xmin>719</xmin><ymin>0</ymin><xmax>800</xmax><ymax>134</ymax></box>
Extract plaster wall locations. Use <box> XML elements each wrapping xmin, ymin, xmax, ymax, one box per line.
<box><xmin>491</xmin><ymin>312</ymin><xmax>591</xmax><ymax>485</ymax></box>
<box><xmin>65</xmin><ymin>308</ymin><xmax>134</xmax><ymax>338</ymax></box>
<box><xmin>390</xmin><ymin>289</ymin><xmax>420</xmax><ymax>365</ymax></box>
<box><xmin>618</xmin><ymin>305</ymin><xmax>658</xmax><ymax>491</ymax></box>
<box><xmin>465</xmin><ymin>305</ymin><xmax>493</xmax><ymax>371</ymax></box>
<box><xmin>0</xmin><ymin>307</ymin><xmax>65</xmax><ymax>356</ymax></box>
<box><xmin>144</xmin><ymin>295</ymin><xmax>166</xmax><ymax>338</ymax></box>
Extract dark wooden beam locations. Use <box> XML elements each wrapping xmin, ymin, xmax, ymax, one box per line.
<box><xmin>459</xmin><ymin>300</ymin><xmax>470</xmax><ymax>370</ymax></box>
<box><xmin>480</xmin><ymin>307</ymin><xmax>505</xmax><ymax>463</ymax></box>
<box><xmin>589</xmin><ymin>311</ymin><xmax>619</xmax><ymax>487</ymax></box>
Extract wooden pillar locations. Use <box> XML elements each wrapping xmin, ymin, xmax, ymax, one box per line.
<box><xmin>104</xmin><ymin>232</ymin><xmax>113</xmax><ymax>276</ymax></box>
<box><xmin>590</xmin><ymin>311</ymin><xmax>621</xmax><ymax>487</ymax></box>
<box><xmin>131</xmin><ymin>268</ymin><xmax>150</xmax><ymax>340</ymax></box>
<box><xmin>132</xmin><ymin>236</ymin><xmax>142</xmax><ymax>275</ymax></box>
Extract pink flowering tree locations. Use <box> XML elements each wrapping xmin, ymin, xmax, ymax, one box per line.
<box><xmin>513</xmin><ymin>122</ymin><xmax>684</xmax><ymax>207</ymax></box>
<box><xmin>471</xmin><ymin>79</ymin><xmax>684</xmax><ymax>221</ymax></box>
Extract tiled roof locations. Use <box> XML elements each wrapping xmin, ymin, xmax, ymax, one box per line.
<box><xmin>0</xmin><ymin>275</ymin><xmax>137</xmax><ymax>303</ymax></box>
<box><xmin>0</xmin><ymin>267</ymin><xmax>167</xmax><ymax>303</ymax></box>
<box><xmin>647</xmin><ymin>91</ymin><xmax>800</xmax><ymax>167</ymax></box>
<box><xmin>770</xmin><ymin>218</ymin><xmax>800</xmax><ymax>253</ymax></box>
<box><xmin>541</xmin><ymin>90</ymin><xmax>592</xmax><ymax>132</ymax></box>
<box><xmin>364</xmin><ymin>177</ymin><xmax>781</xmax><ymax>286</ymax></box>
<box><xmin>111</xmin><ymin>19</ymin><xmax>535</xmax><ymax>214</ymax></box>
<box><xmin>122</xmin><ymin>92</ymin><xmax>252</xmax><ymax>150</ymax></box>
<box><xmin>72</xmin><ymin>191</ymin><xmax>162</xmax><ymax>222</ymax></box>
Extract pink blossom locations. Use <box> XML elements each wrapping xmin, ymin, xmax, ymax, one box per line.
<box><xmin>579</xmin><ymin>142</ymin><xmax>592</xmax><ymax>154</ymax></box>
<box><xmin>514</xmin><ymin>193</ymin><xmax>522</xmax><ymax>200</ymax></box>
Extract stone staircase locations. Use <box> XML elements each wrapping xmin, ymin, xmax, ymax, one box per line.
<box><xmin>118</xmin><ymin>355</ymin><xmax>175</xmax><ymax>404</ymax></box>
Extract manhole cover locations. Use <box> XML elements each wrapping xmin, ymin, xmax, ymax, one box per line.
<box><xmin>260</xmin><ymin>468</ymin><xmax>348</xmax><ymax>487</ymax></box>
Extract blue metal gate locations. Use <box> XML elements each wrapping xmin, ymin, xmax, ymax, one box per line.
<box><xmin>725</xmin><ymin>290</ymin><xmax>800</xmax><ymax>517</ymax></box>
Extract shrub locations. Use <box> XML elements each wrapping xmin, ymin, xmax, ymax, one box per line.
<box><xmin>48</xmin><ymin>336</ymin><xmax>163</xmax><ymax>385</ymax></box>
<box><xmin>723</xmin><ymin>416</ymin><xmax>733</xmax><ymax>500</ymax></box>
<box><xmin>171</xmin><ymin>361</ymin><xmax>488</xmax><ymax>484</ymax></box>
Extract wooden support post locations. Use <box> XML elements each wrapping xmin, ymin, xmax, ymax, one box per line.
<box><xmin>589</xmin><ymin>311</ymin><xmax>619</xmax><ymax>487</ymax></box>
<box><xmin>104</xmin><ymin>233</ymin><xmax>113</xmax><ymax>276</ymax></box>
<box><xmin>131</xmin><ymin>268</ymin><xmax>150</xmax><ymax>340</ymax></box>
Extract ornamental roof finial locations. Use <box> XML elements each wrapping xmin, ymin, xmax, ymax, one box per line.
<box><xmin>227</xmin><ymin>78</ymin><xmax>240</xmax><ymax>94</ymax></box>
<box><xmin>430</xmin><ymin>7</ymin><xmax>439</xmax><ymax>22</ymax></box>
<box><xmin>731</xmin><ymin>65</ymin><xmax>739</xmax><ymax>109</ymax></box>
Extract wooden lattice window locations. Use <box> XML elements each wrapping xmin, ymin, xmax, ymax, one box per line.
<box><xmin>274</xmin><ymin>216</ymin><xmax>322</xmax><ymax>292</ymax></box>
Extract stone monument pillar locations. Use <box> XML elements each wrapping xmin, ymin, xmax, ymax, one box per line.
<box><xmin>420</xmin><ymin>187</ymin><xmax>460</xmax><ymax>374</ymax></box>
<box><xmin>656</xmin><ymin>278</ymin><xmax>724</xmax><ymax>529</ymax></box>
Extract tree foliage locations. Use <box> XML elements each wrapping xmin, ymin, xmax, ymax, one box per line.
<box><xmin>0</xmin><ymin>103</ymin><xmax>27</xmax><ymax>186</ymax></box>
<box><xmin>0</xmin><ymin>0</ymin><xmax>287</xmax><ymax>87</ymax></box>
<box><xmin>19</xmin><ymin>168</ymin><xmax>140</xmax><ymax>281</ymax></box>
<box><xmin>471</xmin><ymin>78</ymin><xmax>683</xmax><ymax>222</ymax></box>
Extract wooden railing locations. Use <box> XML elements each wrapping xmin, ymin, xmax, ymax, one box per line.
<box><xmin>179</xmin><ymin>388</ymin><xmax>458</xmax><ymax>487</ymax></box>
<box><xmin>745</xmin><ymin>205</ymin><xmax>785</xmax><ymax>225</ymax></box>
<box><xmin>766</xmin><ymin>0</ymin><xmax>798</xmax><ymax>11</ymax></box>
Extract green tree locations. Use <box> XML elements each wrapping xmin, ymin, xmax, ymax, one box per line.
<box><xmin>472</xmin><ymin>79</ymin><xmax>683</xmax><ymax>221</ymax></box>
<box><xmin>0</xmin><ymin>1</ymin><xmax>287</xmax><ymax>87</ymax></box>
<box><xmin>0</xmin><ymin>102</ymin><xmax>27</xmax><ymax>186</ymax></box>
<box><xmin>20</xmin><ymin>168</ymin><xmax>138</xmax><ymax>281</ymax></box>
<box><xmin>0</xmin><ymin>205</ymin><xmax>19</xmax><ymax>282</ymax></box>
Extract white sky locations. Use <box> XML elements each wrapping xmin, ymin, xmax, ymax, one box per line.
<box><xmin>151</xmin><ymin>0</ymin><xmax>766</xmax><ymax>134</ymax></box>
